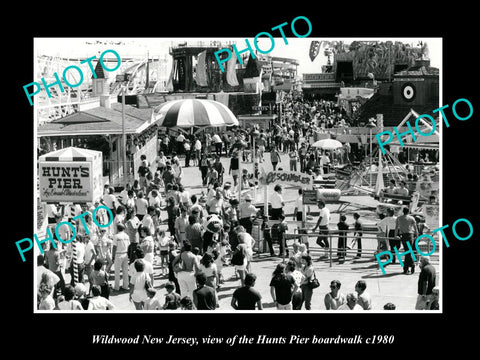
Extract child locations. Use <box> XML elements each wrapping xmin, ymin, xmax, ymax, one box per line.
<box><xmin>293</xmin><ymin>243</ymin><xmax>308</xmax><ymax>268</ymax></box>
<box><xmin>216</xmin><ymin>240</ymin><xmax>230</xmax><ymax>281</ymax></box>
<box><xmin>91</xmin><ymin>259</ymin><xmax>110</xmax><ymax>299</ymax></box>
<box><xmin>276</xmin><ymin>214</ymin><xmax>289</xmax><ymax>257</ymax></box>
<box><xmin>163</xmin><ymin>281</ymin><xmax>182</xmax><ymax>310</ymax></box>
<box><xmin>144</xmin><ymin>288</ymin><xmax>161</xmax><ymax>310</ymax></box>
<box><xmin>220</xmin><ymin>224</ymin><xmax>230</xmax><ymax>247</ymax></box>
<box><xmin>352</xmin><ymin>213</ymin><xmax>363</xmax><ymax>258</ymax></box>
<box><xmin>337</xmin><ymin>214</ymin><xmax>349</xmax><ymax>262</ymax></box>
<box><xmin>180</xmin><ymin>296</ymin><xmax>193</xmax><ymax>310</ymax></box>
<box><xmin>97</xmin><ymin>229</ymin><xmax>113</xmax><ymax>274</ymax></box>
<box><xmin>261</xmin><ymin>215</ymin><xmax>275</xmax><ymax>257</ymax></box>
<box><xmin>211</xmin><ymin>249</ymin><xmax>222</xmax><ymax>289</ymax></box>
<box><xmin>156</xmin><ymin>230</ymin><xmax>170</xmax><ymax>275</ymax></box>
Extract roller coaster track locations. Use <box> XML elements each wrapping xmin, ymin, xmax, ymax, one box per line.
<box><xmin>35</xmin><ymin>53</ymin><xmax>168</xmax><ymax>123</ymax></box>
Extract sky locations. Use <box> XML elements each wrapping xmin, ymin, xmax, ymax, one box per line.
<box><xmin>35</xmin><ymin>37</ymin><xmax>442</xmax><ymax>76</ymax></box>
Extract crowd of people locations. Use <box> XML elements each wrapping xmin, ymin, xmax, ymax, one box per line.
<box><xmin>36</xmin><ymin>91</ymin><xmax>439</xmax><ymax>311</ymax></box>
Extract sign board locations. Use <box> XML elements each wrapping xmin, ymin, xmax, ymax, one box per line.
<box><xmin>38</xmin><ymin>147</ymin><xmax>103</xmax><ymax>203</ymax></box>
<box><xmin>303</xmin><ymin>190</ymin><xmax>318</xmax><ymax>205</ymax></box>
<box><xmin>259</xmin><ymin>170</ymin><xmax>313</xmax><ymax>187</ymax></box>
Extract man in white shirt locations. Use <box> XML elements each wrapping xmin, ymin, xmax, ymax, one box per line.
<box><xmin>148</xmin><ymin>190</ymin><xmax>162</xmax><ymax>209</ymax></box>
<box><xmin>111</xmin><ymin>206</ymin><xmax>126</xmax><ymax>235</ymax></box>
<box><xmin>194</xmin><ymin>137</ymin><xmax>202</xmax><ymax>165</ymax></box>
<box><xmin>377</xmin><ymin>208</ymin><xmax>398</xmax><ymax>259</ymax></box>
<box><xmin>312</xmin><ymin>199</ymin><xmax>330</xmax><ymax>251</ymax></box>
<box><xmin>112</xmin><ymin>223</ymin><xmax>130</xmax><ymax>291</ymax></box>
<box><xmin>184</xmin><ymin>140</ymin><xmax>192</xmax><ymax>167</ymax></box>
<box><xmin>320</xmin><ymin>152</ymin><xmax>331</xmax><ymax>174</ymax></box>
<box><xmin>212</xmin><ymin>133</ymin><xmax>223</xmax><ymax>156</ymax></box>
<box><xmin>141</xmin><ymin>206</ymin><xmax>156</xmax><ymax>237</ymax></box>
<box><xmin>239</xmin><ymin>194</ymin><xmax>258</xmax><ymax>234</ymax></box>
<box><xmin>175</xmin><ymin>207</ymin><xmax>189</xmax><ymax>244</ymax></box>
<box><xmin>156</xmin><ymin>151</ymin><xmax>168</xmax><ymax>171</ymax></box>
<box><xmin>117</xmin><ymin>184</ymin><xmax>130</xmax><ymax>208</ymax></box>
<box><xmin>206</xmin><ymin>189</ymin><xmax>225</xmax><ymax>216</ymax></box>
<box><xmin>46</xmin><ymin>204</ymin><xmax>61</xmax><ymax>225</ymax></box>
<box><xmin>270</xmin><ymin>184</ymin><xmax>285</xmax><ymax>220</ymax></box>
<box><xmin>84</xmin><ymin>235</ymin><xmax>97</xmax><ymax>279</ymax></box>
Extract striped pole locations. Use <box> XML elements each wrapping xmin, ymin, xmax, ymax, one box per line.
<box><xmin>70</xmin><ymin>204</ymin><xmax>79</xmax><ymax>285</ymax></box>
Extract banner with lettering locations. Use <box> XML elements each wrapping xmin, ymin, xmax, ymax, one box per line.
<box><xmin>259</xmin><ymin>169</ymin><xmax>313</xmax><ymax>187</ymax></box>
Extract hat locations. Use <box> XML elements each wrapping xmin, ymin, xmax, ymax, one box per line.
<box><xmin>244</xmin><ymin>194</ymin><xmax>252</xmax><ymax>201</ymax></box>
<box><xmin>165</xmin><ymin>281</ymin><xmax>175</xmax><ymax>289</ymax></box>
<box><xmin>224</xmin><ymin>182</ymin><xmax>231</xmax><ymax>189</ymax></box>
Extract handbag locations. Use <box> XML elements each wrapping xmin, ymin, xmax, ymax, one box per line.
<box><xmin>308</xmin><ymin>272</ymin><xmax>320</xmax><ymax>289</ymax></box>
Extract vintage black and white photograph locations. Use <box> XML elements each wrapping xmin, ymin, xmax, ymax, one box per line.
<box><xmin>31</xmin><ymin>36</ymin><xmax>443</xmax><ymax>313</ymax></box>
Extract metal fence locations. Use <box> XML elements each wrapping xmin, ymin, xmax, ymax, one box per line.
<box><xmin>253</xmin><ymin>219</ymin><xmax>440</xmax><ymax>267</ymax></box>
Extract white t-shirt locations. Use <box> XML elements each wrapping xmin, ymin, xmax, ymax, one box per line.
<box><xmin>195</xmin><ymin>140</ymin><xmax>202</xmax><ymax>151</ymax></box>
<box><xmin>129</xmin><ymin>259</ymin><xmax>154</xmax><ymax>277</ymax></box>
<box><xmin>318</xmin><ymin>206</ymin><xmax>330</xmax><ymax>226</ymax></box>
<box><xmin>212</xmin><ymin>134</ymin><xmax>222</xmax><ymax>143</ymax></box>
<box><xmin>103</xmin><ymin>194</ymin><xmax>117</xmax><ymax>209</ymax></box>
<box><xmin>294</xmin><ymin>197</ymin><xmax>303</xmax><ymax>211</ymax></box>
<box><xmin>270</xmin><ymin>191</ymin><xmax>284</xmax><ymax>209</ymax></box>
<box><xmin>377</xmin><ymin>216</ymin><xmax>397</xmax><ymax>234</ymax></box>
<box><xmin>179</xmin><ymin>191</ymin><xmax>191</xmax><ymax>205</ymax></box>
<box><xmin>135</xmin><ymin>198</ymin><xmax>149</xmax><ymax>215</ymax></box>
<box><xmin>68</xmin><ymin>241</ymin><xmax>85</xmax><ymax>264</ymax></box>
<box><xmin>85</xmin><ymin>242</ymin><xmax>96</xmax><ymax>265</ymax></box>
<box><xmin>148</xmin><ymin>196</ymin><xmax>161</xmax><ymax>209</ymax></box>
<box><xmin>130</xmin><ymin>271</ymin><xmax>149</xmax><ymax>303</ymax></box>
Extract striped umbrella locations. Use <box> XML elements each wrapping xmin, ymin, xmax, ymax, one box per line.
<box><xmin>154</xmin><ymin>99</ymin><xmax>239</xmax><ymax>128</ymax></box>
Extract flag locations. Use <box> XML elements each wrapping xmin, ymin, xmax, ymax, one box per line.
<box><xmin>226</xmin><ymin>51</ymin><xmax>239</xmax><ymax>86</ymax></box>
<box><xmin>309</xmin><ymin>41</ymin><xmax>321</xmax><ymax>62</ymax></box>
<box><xmin>196</xmin><ymin>50</ymin><xmax>208</xmax><ymax>87</ymax></box>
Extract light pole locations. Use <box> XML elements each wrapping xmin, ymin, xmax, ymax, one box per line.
<box><xmin>366</xmin><ymin>118</ymin><xmax>377</xmax><ymax>187</ymax></box>
<box><xmin>116</xmin><ymin>73</ymin><xmax>130</xmax><ymax>187</ymax></box>
<box><xmin>252</xmin><ymin>129</ymin><xmax>260</xmax><ymax>203</ymax></box>
<box><xmin>121</xmin><ymin>85</ymin><xmax>127</xmax><ymax>186</ymax></box>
